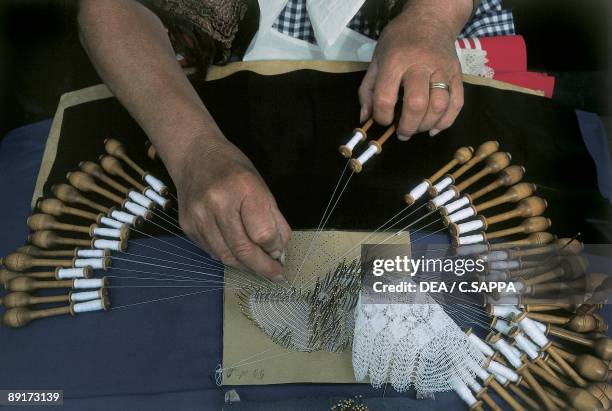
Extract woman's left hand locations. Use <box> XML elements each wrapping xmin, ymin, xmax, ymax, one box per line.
<box><xmin>358</xmin><ymin>0</ymin><xmax>473</xmax><ymax>140</ymax></box>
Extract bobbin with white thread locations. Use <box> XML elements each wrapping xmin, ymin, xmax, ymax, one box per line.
<box><xmin>450</xmin><ymin>217</ymin><xmax>486</xmax><ymax>236</ymax></box>
<box><xmin>451</xmin><ymin>377</ymin><xmax>483</xmax><ymax>410</ymax></box>
<box><xmin>144</xmin><ymin>188</ymin><xmax>170</xmax><ymax>209</ymax></box>
<box><xmin>97</xmin><ymin>215</ymin><xmax>125</xmax><ymax>229</ymax></box>
<box><xmin>72</xmin><ymin>298</ymin><xmax>110</xmax><ymax>313</ymax></box>
<box><xmin>75</xmin><ymin>249</ymin><xmax>108</xmax><ymax>258</ymax></box>
<box><xmin>52</xmin><ymin>184</ymin><xmax>109</xmax><ymax>214</ymax></box>
<box><xmin>92</xmin><ymin>239</ymin><xmax>126</xmax><ymax>252</ymax></box>
<box><xmin>466</xmin><ymin>328</ymin><xmax>495</xmax><ymax>357</ymax></box>
<box><xmin>108</xmin><ymin>209</ymin><xmax>142</xmax><ymax>226</ymax></box>
<box><xmin>123</xmin><ymin>200</ymin><xmax>152</xmax><ymax>220</ymax></box>
<box><xmin>70</xmin><ymin>288</ymin><xmax>107</xmax><ymax>302</ymax></box>
<box><xmin>428</xmin><ymin>186</ymin><xmax>459</xmax><ymax>210</ymax></box>
<box><xmin>349</xmin><ymin>125</ymin><xmax>395</xmax><ymax>173</ymax></box>
<box><xmin>454</xmin><ymin>233</ymin><xmax>485</xmax><ymax>247</ymax></box>
<box><xmin>56</xmin><ymin>267</ymin><xmax>93</xmax><ymax>279</ymax></box>
<box><xmin>128</xmin><ymin>190</ymin><xmax>155</xmax><ymax>209</ymax></box>
<box><xmin>443</xmin><ymin>196</ymin><xmax>471</xmax><ymax>216</ymax></box>
<box><xmin>143</xmin><ymin>173</ymin><xmax>168</xmax><ymax>196</ymax></box>
<box><xmin>339</xmin><ymin>118</ymin><xmax>373</xmax><ymax>158</ymax></box>
<box><xmin>73</xmin><ymin>256</ymin><xmax>111</xmax><ymax>270</ymax></box>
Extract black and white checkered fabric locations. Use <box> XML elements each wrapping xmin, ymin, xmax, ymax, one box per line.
<box><xmin>272</xmin><ymin>0</ymin><xmax>515</xmax><ymax>44</ymax></box>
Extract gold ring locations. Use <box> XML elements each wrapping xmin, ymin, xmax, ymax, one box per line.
<box><xmin>430</xmin><ymin>82</ymin><xmax>450</xmax><ymax>91</ymax></box>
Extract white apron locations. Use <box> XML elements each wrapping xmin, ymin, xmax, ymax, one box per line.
<box><xmin>243</xmin><ymin>0</ymin><xmax>377</xmax><ymax>62</ymax></box>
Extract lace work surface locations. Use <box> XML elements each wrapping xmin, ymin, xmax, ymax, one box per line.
<box><xmin>222</xmin><ymin>230</ymin><xmax>410</xmax><ymax>385</ymax></box>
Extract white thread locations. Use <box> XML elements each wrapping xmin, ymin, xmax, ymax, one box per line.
<box><xmin>493</xmin><ymin>319</ymin><xmax>513</xmax><ymax>335</ymax></box>
<box><xmin>73</xmin><ymin>299</ymin><xmax>104</xmax><ymax>313</ymax></box>
<box><xmin>466</xmin><ymin>376</ymin><xmax>483</xmax><ymax>393</ymax></box>
<box><xmin>56</xmin><ymin>267</ymin><xmax>88</xmax><ymax>279</ymax></box>
<box><xmin>449</xmin><ymin>207</ymin><xmax>476</xmax><ymax>224</ymax></box>
<box><xmin>71</xmin><ymin>290</ymin><xmax>101</xmax><ymax>302</ymax></box>
<box><xmin>452</xmin><ymin>378</ymin><xmax>478</xmax><ymax>407</ymax></box>
<box><xmin>124</xmin><ymin>201</ymin><xmax>148</xmax><ymax>218</ymax></box>
<box><xmin>408</xmin><ymin>181</ymin><xmax>430</xmax><ymax>202</ymax></box>
<box><xmin>92</xmin><ymin>227</ymin><xmax>121</xmax><ymax>239</ymax></box>
<box><xmin>74</xmin><ymin>278</ymin><xmax>105</xmax><ymax>289</ymax></box>
<box><xmin>345</xmin><ymin>131</ymin><xmax>364</xmax><ymax>151</ymax></box>
<box><xmin>445</xmin><ymin>196</ymin><xmax>470</xmax><ymax>215</ymax></box>
<box><xmin>93</xmin><ymin>239</ymin><xmax>122</xmax><ymax>251</ymax></box>
<box><xmin>99</xmin><ymin>216</ymin><xmax>124</xmax><ymax>229</ymax></box>
<box><xmin>433</xmin><ymin>176</ymin><xmax>453</xmax><ymax>194</ymax></box>
<box><xmin>458</xmin><ymin>234</ymin><xmax>484</xmax><ymax>246</ymax></box>
<box><xmin>518</xmin><ymin>317</ymin><xmax>549</xmax><ymax>348</ymax></box>
<box><xmin>129</xmin><ymin>190</ymin><xmax>154</xmax><ymax>209</ymax></box>
<box><xmin>144</xmin><ymin>188</ymin><xmax>169</xmax><ymax>208</ymax></box>
<box><xmin>74</xmin><ymin>258</ymin><xmax>106</xmax><ymax>269</ymax></box>
<box><xmin>493</xmin><ymin>373</ymin><xmax>508</xmax><ymax>385</ymax></box>
<box><xmin>493</xmin><ymin>338</ymin><xmax>522</xmax><ymax>368</ymax></box>
<box><xmin>490</xmin><ymin>260</ymin><xmax>520</xmax><ymax>270</ymax></box>
<box><xmin>515</xmin><ymin>333</ymin><xmax>539</xmax><ymax>360</ymax></box>
<box><xmin>533</xmin><ymin>320</ymin><xmax>547</xmax><ymax>333</ymax></box>
<box><xmin>487</xmin><ymin>361</ymin><xmax>519</xmax><ymax>382</ymax></box>
<box><xmin>77</xmin><ymin>249</ymin><xmax>105</xmax><ymax>258</ymax></box>
<box><xmin>432</xmin><ymin>189</ymin><xmax>457</xmax><ymax>207</ymax></box>
<box><xmin>485</xmin><ymin>271</ymin><xmax>506</xmax><ymax>282</ymax></box>
<box><xmin>468</xmin><ymin>333</ymin><xmax>494</xmax><ymax>357</ymax></box>
<box><xmin>480</xmin><ymin>251</ymin><xmax>508</xmax><ymax>262</ymax></box>
<box><xmin>467</xmin><ymin>359</ymin><xmax>490</xmax><ymax>381</ymax></box>
<box><xmin>490</xmin><ymin>305</ymin><xmax>521</xmax><ymax>319</ymax></box>
<box><xmin>456</xmin><ymin>219</ymin><xmax>484</xmax><ymax>235</ymax></box>
<box><xmin>110</xmin><ymin>210</ymin><xmax>138</xmax><ymax>225</ymax></box>
<box><xmin>144</xmin><ymin>174</ymin><xmax>167</xmax><ymax>194</ymax></box>
<box><xmin>355</xmin><ymin>145</ymin><xmax>378</xmax><ymax>165</ymax></box>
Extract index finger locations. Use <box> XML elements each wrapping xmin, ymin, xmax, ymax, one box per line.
<box><xmin>217</xmin><ymin>210</ymin><xmax>284</xmax><ymax>281</ymax></box>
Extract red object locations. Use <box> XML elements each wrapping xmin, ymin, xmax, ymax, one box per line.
<box><xmin>457</xmin><ymin>35</ymin><xmax>556</xmax><ymax>97</ymax></box>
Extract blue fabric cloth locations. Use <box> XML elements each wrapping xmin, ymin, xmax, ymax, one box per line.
<box><xmin>0</xmin><ymin>110</ymin><xmax>610</xmax><ymax>410</ymax></box>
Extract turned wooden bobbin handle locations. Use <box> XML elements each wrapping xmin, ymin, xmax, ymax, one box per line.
<box><xmin>428</xmin><ymin>146</ymin><xmax>474</xmax><ymax>185</ymax></box>
<box><xmin>37</xmin><ymin>198</ymin><xmax>99</xmax><ymax>221</ymax></box>
<box><xmin>548</xmin><ymin>326</ymin><xmax>612</xmax><ymax>360</ymax></box>
<box><xmin>485</xmin><ymin>216</ymin><xmax>552</xmax><ymax>241</ymax></box>
<box><xmin>99</xmin><ymin>155</ymin><xmax>146</xmax><ymax>191</ymax></box>
<box><xmin>474</xmin><ymin>182</ymin><xmax>537</xmax><ymax>214</ymax></box>
<box><xmin>52</xmin><ymin>184</ymin><xmax>109</xmax><ymax>214</ymax></box>
<box><xmin>104</xmin><ymin>138</ymin><xmax>146</xmax><ymax>176</ymax></box>
<box><xmin>28</xmin><ymin>230</ymin><xmax>92</xmax><ymax>249</ymax></box>
<box><xmin>450</xmin><ymin>140</ymin><xmax>499</xmax><ymax>181</ymax></box>
<box><xmin>79</xmin><ymin>161</ymin><xmax>129</xmax><ymax>194</ymax></box>
<box><xmin>2</xmin><ymin>305</ymin><xmax>72</xmax><ymax>328</ymax></box>
<box><xmin>16</xmin><ymin>245</ymin><xmax>76</xmax><ymax>258</ymax></box>
<box><xmin>27</xmin><ymin>213</ymin><xmax>91</xmax><ymax>235</ymax></box>
<box><xmin>523</xmin><ymin>255</ymin><xmax>588</xmax><ymax>286</ymax></box>
<box><xmin>1</xmin><ymin>252</ymin><xmax>73</xmax><ymax>272</ymax></box>
<box><xmin>338</xmin><ymin>118</ymin><xmax>373</xmax><ymax>158</ymax></box>
<box><xmin>485</xmin><ymin>197</ymin><xmax>548</xmax><ymax>226</ymax></box>
<box><xmin>67</xmin><ymin>171</ymin><xmax>124</xmax><ymax>205</ymax></box>
<box><xmin>455</xmin><ymin>152</ymin><xmax>512</xmax><ymax>193</ymax></box>
<box><xmin>0</xmin><ymin>291</ymin><xmax>70</xmax><ymax>309</ymax></box>
<box><xmin>469</xmin><ymin>165</ymin><xmax>525</xmax><ymax>202</ymax></box>
<box><xmin>489</xmin><ymin>232</ymin><xmax>555</xmax><ymax>251</ymax></box>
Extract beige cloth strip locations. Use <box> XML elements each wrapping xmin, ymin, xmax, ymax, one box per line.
<box><xmin>32</xmin><ymin>60</ymin><xmax>544</xmax><ymax>206</ymax></box>
<box><xmin>222</xmin><ymin>229</ymin><xmax>410</xmax><ymax>385</ymax></box>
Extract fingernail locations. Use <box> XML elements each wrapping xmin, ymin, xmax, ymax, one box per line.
<box><xmin>359</xmin><ymin>107</ymin><xmax>368</xmax><ymax>123</ymax></box>
<box><xmin>397</xmin><ymin>134</ymin><xmax>411</xmax><ymax>141</ymax></box>
<box><xmin>429</xmin><ymin>129</ymin><xmax>440</xmax><ymax>137</ymax></box>
<box><xmin>272</xmin><ymin>274</ymin><xmax>286</xmax><ymax>283</ymax></box>
<box><xmin>270</xmin><ymin>250</ymin><xmax>282</xmax><ymax>260</ymax></box>
<box><xmin>279</xmin><ymin>251</ymin><xmax>286</xmax><ymax>265</ymax></box>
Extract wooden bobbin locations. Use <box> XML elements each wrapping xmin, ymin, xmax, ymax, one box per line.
<box><xmin>99</xmin><ymin>155</ymin><xmax>146</xmax><ymax>192</ymax></box>
<box><xmin>487</xmin><ymin>333</ymin><xmax>558</xmax><ymax>411</ymax></box>
<box><xmin>527</xmin><ymin>362</ymin><xmax>604</xmax><ymax>411</ymax></box>
<box><xmin>6</xmin><ymin>276</ymin><xmax>109</xmax><ymax>293</ymax></box>
<box><xmin>15</xmin><ymin>245</ymin><xmax>75</xmax><ymax>258</ymax></box>
<box><xmin>507</xmin><ymin>384</ymin><xmax>541</xmax><ymax>411</ymax></box>
<box><xmin>1</xmin><ymin>294</ymin><xmax>111</xmax><ymax>328</ymax></box>
<box><xmin>525</xmin><ymin>273</ymin><xmax>604</xmax><ymax>296</ymax></box>
<box><xmin>550</xmin><ymin>346</ymin><xmax>611</xmax><ymax>382</ymax></box>
<box><xmin>28</xmin><ymin>230</ymin><xmax>91</xmax><ymax>250</ymax></box>
<box><xmin>404</xmin><ymin>146</ymin><xmax>474</xmax><ymax>205</ymax></box>
<box><xmin>105</xmin><ymin>138</ymin><xmax>146</xmax><ymax>176</ymax></box>
<box><xmin>506</xmin><ymin>237</ymin><xmax>583</xmax><ymax>260</ymax></box>
<box><xmin>484</xmin><ymin>216</ymin><xmax>552</xmax><ymax>242</ymax></box>
<box><xmin>474</xmin><ymin>183</ymin><xmax>537</xmax><ymax>214</ymax></box>
<box><xmin>349</xmin><ymin>125</ymin><xmax>395</xmax><ymax>173</ymax></box>
<box><xmin>0</xmin><ymin>292</ymin><xmax>70</xmax><ymax>309</ymax></box>
<box><xmin>339</xmin><ymin>118</ymin><xmax>373</xmax><ymax>158</ymax></box>
<box><xmin>586</xmin><ymin>383</ymin><xmax>612</xmax><ymax>409</ymax></box>
<box><xmin>489</xmin><ymin>232</ymin><xmax>556</xmax><ymax>251</ymax></box>
<box><xmin>79</xmin><ymin>161</ymin><xmax>129</xmax><ymax>194</ymax></box>
<box><xmin>1</xmin><ymin>252</ymin><xmax>73</xmax><ymax>272</ymax></box>
<box><xmin>37</xmin><ymin>198</ymin><xmax>99</xmax><ymax>221</ymax></box>
<box><xmin>470</xmin><ymin>165</ymin><xmax>526</xmax><ymax>202</ymax></box>
<box><xmin>521</xmin><ymin>256</ymin><xmax>588</xmax><ymax>287</ymax></box>
<box><xmin>67</xmin><ymin>171</ymin><xmax>124</xmax><ymax>205</ymax></box>
<box><xmin>27</xmin><ymin>213</ymin><xmax>91</xmax><ymax>236</ymax></box>
<box><xmin>566</xmin><ymin>313</ymin><xmax>609</xmax><ymax>334</ymax></box>
<box><xmin>455</xmin><ymin>152</ymin><xmax>512</xmax><ymax>193</ymax></box>
<box><xmin>52</xmin><ymin>184</ymin><xmax>109</xmax><ymax>214</ymax></box>
<box><xmin>0</xmin><ymin>266</ymin><xmax>94</xmax><ymax>287</ymax></box>
<box><xmin>446</xmin><ymin>141</ymin><xmax>500</xmax><ymax>187</ymax></box>
<box><xmin>547</xmin><ymin>325</ymin><xmax>612</xmax><ymax>360</ymax></box>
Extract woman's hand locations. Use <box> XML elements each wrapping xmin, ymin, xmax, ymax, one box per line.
<box><xmin>174</xmin><ymin>138</ymin><xmax>291</xmax><ymax>281</ymax></box>
<box><xmin>359</xmin><ymin>0</ymin><xmax>472</xmax><ymax>140</ymax></box>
